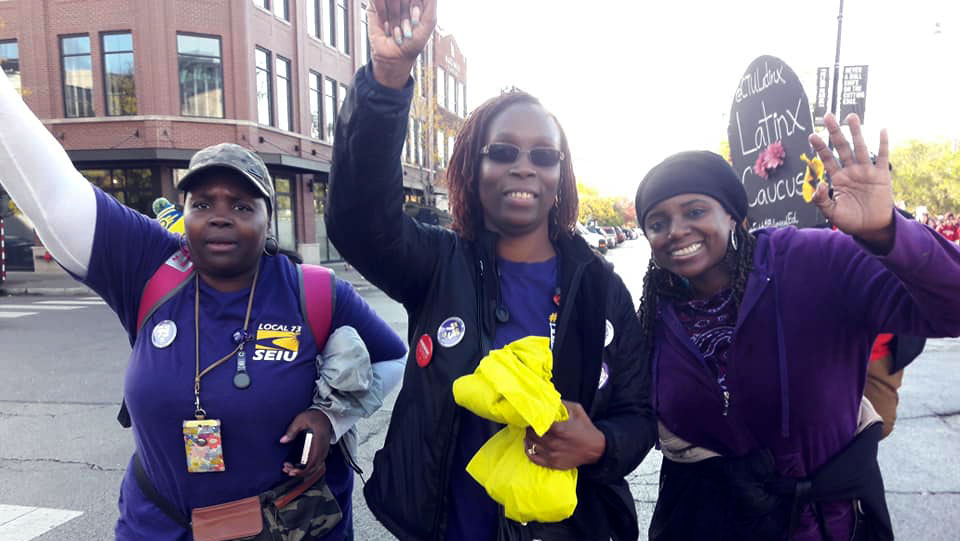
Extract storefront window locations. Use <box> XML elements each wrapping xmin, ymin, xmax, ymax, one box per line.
<box><xmin>273</xmin><ymin>177</ymin><xmax>296</xmax><ymax>250</ymax></box>
<box><xmin>80</xmin><ymin>168</ymin><xmax>157</xmax><ymax>216</ymax></box>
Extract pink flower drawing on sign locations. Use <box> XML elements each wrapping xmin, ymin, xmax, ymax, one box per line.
<box><xmin>753</xmin><ymin>141</ymin><xmax>786</xmax><ymax>179</ymax></box>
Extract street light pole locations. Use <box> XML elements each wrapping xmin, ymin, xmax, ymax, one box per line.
<box><xmin>827</xmin><ymin>0</ymin><xmax>845</xmax><ymax>150</ymax></box>
<box><xmin>829</xmin><ymin>0</ymin><xmax>845</xmax><ymax>119</ymax></box>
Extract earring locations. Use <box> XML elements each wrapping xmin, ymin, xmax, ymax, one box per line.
<box><xmin>730</xmin><ymin>228</ymin><xmax>738</xmax><ymax>252</ymax></box>
<box><xmin>263</xmin><ymin>236</ymin><xmax>280</xmax><ymax>256</ymax></box>
<box><xmin>651</xmin><ymin>257</ymin><xmax>660</xmax><ymax>270</ymax></box>
<box><xmin>179</xmin><ymin>235</ymin><xmax>190</xmax><ymax>255</ymax></box>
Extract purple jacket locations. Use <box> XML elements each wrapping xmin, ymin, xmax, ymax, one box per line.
<box><xmin>652</xmin><ymin>212</ymin><xmax>960</xmax><ymax>539</ymax></box>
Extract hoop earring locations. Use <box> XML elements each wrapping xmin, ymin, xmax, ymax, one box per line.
<box><xmin>730</xmin><ymin>228</ymin><xmax>738</xmax><ymax>252</ymax></box>
<box><xmin>651</xmin><ymin>257</ymin><xmax>660</xmax><ymax>270</ymax></box>
<box><xmin>263</xmin><ymin>236</ymin><xmax>280</xmax><ymax>256</ymax></box>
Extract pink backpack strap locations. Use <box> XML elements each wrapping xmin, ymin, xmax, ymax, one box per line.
<box><xmin>298</xmin><ymin>264</ymin><xmax>335</xmax><ymax>350</ymax></box>
<box><xmin>137</xmin><ymin>249</ymin><xmax>195</xmax><ymax>333</ymax></box>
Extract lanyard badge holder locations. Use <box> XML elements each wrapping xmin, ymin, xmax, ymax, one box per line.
<box><xmin>183</xmin><ymin>267</ymin><xmax>259</xmax><ymax>473</ymax></box>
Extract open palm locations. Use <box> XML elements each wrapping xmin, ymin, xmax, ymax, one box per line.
<box><xmin>809</xmin><ymin>113</ymin><xmax>894</xmax><ymax>243</ymax></box>
<box><xmin>368</xmin><ymin>1</ymin><xmax>436</xmax><ymax>88</ymax></box>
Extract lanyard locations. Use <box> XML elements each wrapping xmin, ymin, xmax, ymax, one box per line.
<box><xmin>192</xmin><ymin>265</ymin><xmax>260</xmax><ymax>419</ymax></box>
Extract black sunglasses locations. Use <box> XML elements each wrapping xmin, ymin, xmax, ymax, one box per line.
<box><xmin>480</xmin><ymin>142</ymin><xmax>565</xmax><ymax>167</ymax></box>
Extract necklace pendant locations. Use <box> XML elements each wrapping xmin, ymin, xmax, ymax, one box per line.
<box><xmin>721</xmin><ymin>390</ymin><xmax>731</xmax><ymax>417</ymax></box>
<box><xmin>233</xmin><ymin>350</ymin><xmax>251</xmax><ymax>389</ymax></box>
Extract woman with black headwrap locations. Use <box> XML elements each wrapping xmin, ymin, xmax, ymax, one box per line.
<box><xmin>634</xmin><ymin>114</ymin><xmax>960</xmax><ymax>540</ymax></box>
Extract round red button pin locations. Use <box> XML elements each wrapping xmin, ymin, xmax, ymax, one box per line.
<box><xmin>416</xmin><ymin>334</ymin><xmax>434</xmax><ymax>367</ymax></box>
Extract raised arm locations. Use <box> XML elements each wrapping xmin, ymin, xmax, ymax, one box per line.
<box><xmin>326</xmin><ymin>0</ymin><xmax>451</xmax><ymax>307</ymax></box>
<box><xmin>0</xmin><ymin>67</ymin><xmax>95</xmax><ymax>277</ymax></box>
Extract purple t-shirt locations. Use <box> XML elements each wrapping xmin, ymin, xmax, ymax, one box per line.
<box><xmin>81</xmin><ymin>188</ymin><xmax>406</xmax><ymax>540</ymax></box>
<box><xmin>446</xmin><ymin>257</ymin><xmax>558</xmax><ymax>541</ymax></box>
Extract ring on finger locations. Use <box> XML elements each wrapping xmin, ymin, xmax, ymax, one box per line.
<box><xmin>526</xmin><ymin>443</ymin><xmax>537</xmax><ymax>456</ymax></box>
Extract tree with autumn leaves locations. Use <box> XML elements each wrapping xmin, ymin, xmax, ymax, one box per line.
<box><xmin>577</xmin><ymin>182</ymin><xmax>636</xmax><ymax>228</ymax></box>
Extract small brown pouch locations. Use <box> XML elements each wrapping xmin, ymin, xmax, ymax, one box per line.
<box><xmin>191</xmin><ymin>495</ymin><xmax>263</xmax><ymax>541</ymax></box>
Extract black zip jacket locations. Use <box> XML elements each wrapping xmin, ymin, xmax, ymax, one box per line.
<box><xmin>327</xmin><ymin>65</ymin><xmax>656</xmax><ymax>541</ymax></box>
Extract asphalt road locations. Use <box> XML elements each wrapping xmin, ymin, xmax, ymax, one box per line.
<box><xmin>1</xmin><ymin>239</ymin><xmax>958</xmax><ymax>540</ymax></box>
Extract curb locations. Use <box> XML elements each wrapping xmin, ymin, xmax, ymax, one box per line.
<box><xmin>0</xmin><ymin>286</ymin><xmax>95</xmax><ymax>297</ymax></box>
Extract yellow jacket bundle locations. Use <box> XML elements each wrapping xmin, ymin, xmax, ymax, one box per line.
<box><xmin>452</xmin><ymin>336</ymin><xmax>577</xmax><ymax>523</ymax></box>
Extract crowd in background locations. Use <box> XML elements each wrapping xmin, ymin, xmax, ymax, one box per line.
<box><xmin>920</xmin><ymin>212</ymin><xmax>959</xmax><ymax>242</ymax></box>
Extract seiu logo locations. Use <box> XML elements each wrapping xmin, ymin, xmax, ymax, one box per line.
<box><xmin>253</xmin><ymin>324</ymin><xmax>301</xmax><ymax>362</ymax></box>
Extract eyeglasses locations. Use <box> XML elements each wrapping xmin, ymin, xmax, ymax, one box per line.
<box><xmin>480</xmin><ymin>143</ymin><xmax>565</xmax><ymax>167</ymax></box>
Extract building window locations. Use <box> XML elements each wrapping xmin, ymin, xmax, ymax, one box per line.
<box><xmin>323</xmin><ymin>77</ymin><xmax>337</xmax><ymax>141</ymax></box>
<box><xmin>307</xmin><ymin>0</ymin><xmax>320</xmax><ymax>39</ymax></box>
<box><xmin>101</xmin><ymin>32</ymin><xmax>137</xmax><ymax>116</ymax></box>
<box><xmin>435</xmin><ymin>130</ymin><xmax>443</xmax><ymax>168</ymax></box>
<box><xmin>448</xmin><ymin>134</ymin><xmax>455</xmax><ymax>164</ymax></box>
<box><xmin>276</xmin><ymin>56</ymin><xmax>292</xmax><ymax>131</ymax></box>
<box><xmin>274</xmin><ymin>0</ymin><xmax>289</xmax><ymax>20</ymax></box>
<box><xmin>461</xmin><ymin>83</ymin><xmax>467</xmax><ymax>116</ymax></box>
<box><xmin>309</xmin><ymin>71</ymin><xmax>322</xmax><ymax>139</ymax></box>
<box><xmin>255</xmin><ymin>47</ymin><xmax>273</xmax><ymax>126</ymax></box>
<box><xmin>360</xmin><ymin>4</ymin><xmax>371</xmax><ymax>64</ymax></box>
<box><xmin>453</xmin><ymin>79</ymin><xmax>460</xmax><ymax>117</ymax></box>
<box><xmin>254</xmin><ymin>0</ymin><xmax>270</xmax><ymax>10</ymax></box>
<box><xmin>0</xmin><ymin>40</ymin><xmax>20</xmax><ymax>95</ymax></box>
<box><xmin>61</xmin><ymin>35</ymin><xmax>94</xmax><ymax>118</ymax></box>
<box><xmin>404</xmin><ymin>117</ymin><xmax>413</xmax><ymax>163</ymax></box>
<box><xmin>338</xmin><ymin>83</ymin><xmax>348</xmax><ymax>114</ymax></box>
<box><xmin>314</xmin><ymin>180</ymin><xmax>341</xmax><ymax>261</ymax></box>
<box><xmin>414</xmin><ymin>118</ymin><xmax>423</xmax><ymax>166</ymax></box>
<box><xmin>336</xmin><ymin>0</ymin><xmax>350</xmax><ymax>55</ymax></box>
<box><xmin>81</xmin><ymin>168</ymin><xmax>157</xmax><ymax>216</ymax></box>
<box><xmin>274</xmin><ymin>177</ymin><xmax>296</xmax><ymax>250</ymax></box>
<box><xmin>322</xmin><ymin>0</ymin><xmax>334</xmax><ymax>47</ymax></box>
<box><xmin>436</xmin><ymin>66</ymin><xmax>446</xmax><ymax>110</ymax></box>
<box><xmin>177</xmin><ymin>34</ymin><xmax>224</xmax><ymax>118</ymax></box>
<box><xmin>446</xmin><ymin>72</ymin><xmax>455</xmax><ymax>112</ymax></box>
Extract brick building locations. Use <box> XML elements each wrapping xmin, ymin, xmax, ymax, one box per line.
<box><xmin>0</xmin><ymin>0</ymin><xmax>467</xmax><ymax>264</ymax></box>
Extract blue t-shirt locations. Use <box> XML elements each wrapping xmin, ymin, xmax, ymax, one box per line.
<box><xmin>81</xmin><ymin>188</ymin><xmax>406</xmax><ymax>540</ymax></box>
<box><xmin>446</xmin><ymin>257</ymin><xmax>558</xmax><ymax>541</ymax></box>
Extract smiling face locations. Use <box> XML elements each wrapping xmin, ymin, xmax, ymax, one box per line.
<box><xmin>477</xmin><ymin>102</ymin><xmax>562</xmax><ymax>238</ymax></box>
<box><xmin>183</xmin><ymin>171</ymin><xmax>270</xmax><ymax>290</ymax></box>
<box><xmin>643</xmin><ymin>194</ymin><xmax>736</xmax><ymax>297</ymax></box>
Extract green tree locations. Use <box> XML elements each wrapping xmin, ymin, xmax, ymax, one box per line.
<box><xmin>577</xmin><ymin>182</ymin><xmax>622</xmax><ymax>226</ymax></box>
<box><xmin>891</xmin><ymin>140</ymin><xmax>960</xmax><ymax>216</ymax></box>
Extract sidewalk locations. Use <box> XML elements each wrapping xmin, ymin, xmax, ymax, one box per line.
<box><xmin>0</xmin><ymin>261</ymin><xmax>372</xmax><ymax>297</ymax></box>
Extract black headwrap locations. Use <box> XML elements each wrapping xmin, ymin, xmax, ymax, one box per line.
<box><xmin>635</xmin><ymin>151</ymin><xmax>748</xmax><ymax>228</ymax></box>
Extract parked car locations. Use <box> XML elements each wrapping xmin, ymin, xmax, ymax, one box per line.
<box><xmin>576</xmin><ymin>223</ymin><xmax>607</xmax><ymax>254</ymax></box>
<box><xmin>601</xmin><ymin>226</ymin><xmax>619</xmax><ymax>248</ymax></box>
<box><xmin>2</xmin><ymin>234</ymin><xmax>34</xmax><ymax>271</ymax></box>
<box><xmin>613</xmin><ymin>227</ymin><xmax>626</xmax><ymax>244</ymax></box>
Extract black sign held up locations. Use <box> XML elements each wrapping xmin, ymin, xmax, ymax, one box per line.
<box><xmin>728</xmin><ymin>55</ymin><xmax>825</xmax><ymax>230</ymax></box>
<box><xmin>814</xmin><ymin>67</ymin><xmax>829</xmax><ymax>126</ymax></box>
<box><xmin>839</xmin><ymin>65</ymin><xmax>868</xmax><ymax>124</ymax></box>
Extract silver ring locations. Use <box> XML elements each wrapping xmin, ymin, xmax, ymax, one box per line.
<box><xmin>526</xmin><ymin>443</ymin><xmax>537</xmax><ymax>456</ymax></box>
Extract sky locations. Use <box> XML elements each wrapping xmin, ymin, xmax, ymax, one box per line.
<box><xmin>438</xmin><ymin>0</ymin><xmax>960</xmax><ymax>198</ymax></box>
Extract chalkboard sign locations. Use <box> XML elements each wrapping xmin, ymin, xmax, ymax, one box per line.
<box><xmin>838</xmin><ymin>65</ymin><xmax>868</xmax><ymax>125</ymax></box>
<box><xmin>727</xmin><ymin>55</ymin><xmax>825</xmax><ymax>230</ymax></box>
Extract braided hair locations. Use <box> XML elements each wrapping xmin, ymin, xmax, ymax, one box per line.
<box><xmin>636</xmin><ymin>222</ymin><xmax>756</xmax><ymax>358</ymax></box>
<box><xmin>446</xmin><ymin>90</ymin><xmax>578</xmax><ymax>240</ymax></box>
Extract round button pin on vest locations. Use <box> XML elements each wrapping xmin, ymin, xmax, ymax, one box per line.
<box><xmin>151</xmin><ymin>320</ymin><xmax>178</xmax><ymax>348</ymax></box>
<box><xmin>416</xmin><ymin>334</ymin><xmax>434</xmax><ymax>367</ymax></box>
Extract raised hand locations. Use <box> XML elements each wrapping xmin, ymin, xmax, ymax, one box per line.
<box><xmin>369</xmin><ymin>0</ymin><xmax>437</xmax><ymax>89</ymax></box>
<box><xmin>809</xmin><ymin>113</ymin><xmax>895</xmax><ymax>252</ymax></box>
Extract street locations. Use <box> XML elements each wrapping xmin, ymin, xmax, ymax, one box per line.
<box><xmin>1</xmin><ymin>239</ymin><xmax>958</xmax><ymax>540</ymax></box>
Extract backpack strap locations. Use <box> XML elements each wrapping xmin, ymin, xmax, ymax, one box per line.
<box><xmin>119</xmin><ymin>249</ymin><xmax>195</xmax><ymax>428</ymax></box>
<box><xmin>298</xmin><ymin>264</ymin><xmax>336</xmax><ymax>351</ymax></box>
<box><xmin>136</xmin><ymin>249</ymin><xmax>195</xmax><ymax>333</ymax></box>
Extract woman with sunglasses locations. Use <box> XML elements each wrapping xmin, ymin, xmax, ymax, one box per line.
<box><xmin>325</xmin><ymin>2</ymin><xmax>656</xmax><ymax>540</ymax></box>
<box><xmin>634</xmin><ymin>115</ymin><xmax>960</xmax><ymax>540</ymax></box>
<box><xmin>0</xmin><ymin>69</ymin><xmax>407</xmax><ymax>539</ymax></box>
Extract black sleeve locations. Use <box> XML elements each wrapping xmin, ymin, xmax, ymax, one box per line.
<box><xmin>579</xmin><ymin>272</ymin><xmax>657</xmax><ymax>484</ymax></box>
<box><xmin>326</xmin><ymin>64</ymin><xmax>455</xmax><ymax>308</ymax></box>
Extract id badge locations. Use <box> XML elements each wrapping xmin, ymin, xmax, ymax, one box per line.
<box><xmin>183</xmin><ymin>419</ymin><xmax>226</xmax><ymax>473</ymax></box>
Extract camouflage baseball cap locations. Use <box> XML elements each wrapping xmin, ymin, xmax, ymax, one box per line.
<box><xmin>176</xmin><ymin>143</ymin><xmax>275</xmax><ymax>213</ymax></box>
